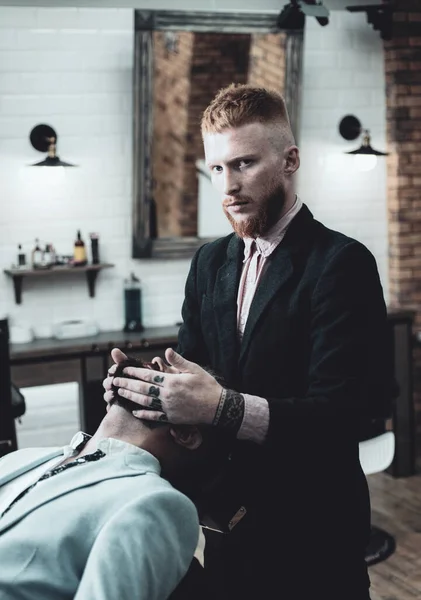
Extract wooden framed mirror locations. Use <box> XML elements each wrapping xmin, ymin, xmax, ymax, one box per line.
<box><xmin>132</xmin><ymin>10</ymin><xmax>304</xmax><ymax>259</ymax></box>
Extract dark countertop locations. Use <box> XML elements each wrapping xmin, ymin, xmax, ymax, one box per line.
<box><xmin>10</xmin><ymin>325</ymin><xmax>180</xmax><ymax>362</ymax></box>
<box><xmin>9</xmin><ymin>309</ymin><xmax>416</xmax><ymax>360</ymax></box>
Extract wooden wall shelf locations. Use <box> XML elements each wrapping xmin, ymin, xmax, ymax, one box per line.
<box><xmin>4</xmin><ymin>263</ymin><xmax>114</xmax><ymax>305</ymax></box>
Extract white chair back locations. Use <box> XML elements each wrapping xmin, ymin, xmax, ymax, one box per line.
<box><xmin>359</xmin><ymin>431</ymin><xmax>395</xmax><ymax>476</ymax></box>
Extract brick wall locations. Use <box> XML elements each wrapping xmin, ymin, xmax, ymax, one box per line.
<box><xmin>185</xmin><ymin>33</ymin><xmax>289</xmax><ymax>236</ymax></box>
<box><xmin>152</xmin><ymin>31</ymin><xmax>194</xmax><ymax>238</ymax></box>
<box><xmin>152</xmin><ymin>32</ymin><xmax>251</xmax><ymax>237</ymax></box>
<box><xmin>384</xmin><ymin>1</ymin><xmax>421</xmax><ymax>445</ymax></box>
<box><xmin>182</xmin><ymin>33</ymin><xmax>251</xmax><ymax>236</ymax></box>
<box><xmin>248</xmin><ymin>33</ymin><xmax>286</xmax><ymax>93</ymax></box>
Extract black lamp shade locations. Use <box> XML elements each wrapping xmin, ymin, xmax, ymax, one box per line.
<box><xmin>32</xmin><ymin>156</ymin><xmax>76</xmax><ymax>167</ymax></box>
<box><xmin>346</xmin><ymin>144</ymin><xmax>388</xmax><ymax>157</ymax></box>
<box><xmin>29</xmin><ymin>124</ymin><xmax>76</xmax><ymax>167</ymax></box>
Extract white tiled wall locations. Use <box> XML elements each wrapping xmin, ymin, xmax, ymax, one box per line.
<box><xmin>0</xmin><ymin>7</ymin><xmax>191</xmax><ymax>337</ymax></box>
<box><xmin>297</xmin><ymin>12</ymin><xmax>388</xmax><ymax>300</ymax></box>
<box><xmin>0</xmin><ymin>6</ymin><xmax>388</xmax><ymax>339</ymax></box>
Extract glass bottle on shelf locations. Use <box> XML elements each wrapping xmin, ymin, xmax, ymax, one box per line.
<box><xmin>124</xmin><ymin>273</ymin><xmax>144</xmax><ymax>332</ymax></box>
<box><xmin>31</xmin><ymin>238</ymin><xmax>43</xmax><ymax>269</ymax></box>
<box><xmin>73</xmin><ymin>230</ymin><xmax>87</xmax><ymax>266</ymax></box>
<box><xmin>42</xmin><ymin>244</ymin><xmax>54</xmax><ymax>268</ymax></box>
<box><xmin>17</xmin><ymin>244</ymin><xmax>26</xmax><ymax>269</ymax></box>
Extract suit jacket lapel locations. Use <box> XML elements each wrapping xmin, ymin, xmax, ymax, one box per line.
<box><xmin>0</xmin><ymin>447</ymin><xmax>63</xmax><ymax>487</ymax></box>
<box><xmin>239</xmin><ymin>246</ymin><xmax>293</xmax><ymax>364</ymax></box>
<box><xmin>0</xmin><ymin>452</ymin><xmax>154</xmax><ymax>535</ymax></box>
<box><xmin>239</xmin><ymin>204</ymin><xmax>315</xmax><ymax>365</ymax></box>
<box><xmin>213</xmin><ymin>235</ymin><xmax>244</xmax><ymax>377</ymax></box>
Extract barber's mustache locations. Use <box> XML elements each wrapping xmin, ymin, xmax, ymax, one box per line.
<box><xmin>223</xmin><ymin>196</ymin><xmax>252</xmax><ymax>208</ymax></box>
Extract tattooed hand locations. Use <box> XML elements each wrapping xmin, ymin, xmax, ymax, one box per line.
<box><xmin>103</xmin><ymin>349</ymin><xmax>181</xmax><ymax>409</ymax></box>
<box><xmin>149</xmin><ymin>355</ymin><xmax>181</xmax><ymax>376</ymax></box>
<box><xmin>103</xmin><ymin>348</ymin><xmax>129</xmax><ymax>409</ymax></box>
<box><xmin>111</xmin><ymin>348</ymin><xmax>223</xmax><ymax>425</ymax></box>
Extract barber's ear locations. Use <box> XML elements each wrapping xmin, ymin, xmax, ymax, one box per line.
<box><xmin>284</xmin><ymin>146</ymin><xmax>300</xmax><ymax>176</ymax></box>
<box><xmin>169</xmin><ymin>426</ymin><xmax>203</xmax><ymax>451</ymax></box>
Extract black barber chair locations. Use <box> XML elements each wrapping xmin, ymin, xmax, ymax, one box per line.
<box><xmin>0</xmin><ymin>319</ymin><xmax>18</xmax><ymax>458</ymax></box>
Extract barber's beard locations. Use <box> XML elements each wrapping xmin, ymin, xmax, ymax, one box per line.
<box><xmin>224</xmin><ymin>182</ymin><xmax>286</xmax><ymax>239</ymax></box>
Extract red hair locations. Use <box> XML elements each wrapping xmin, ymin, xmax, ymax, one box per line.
<box><xmin>201</xmin><ymin>83</ymin><xmax>291</xmax><ymax>135</ymax></box>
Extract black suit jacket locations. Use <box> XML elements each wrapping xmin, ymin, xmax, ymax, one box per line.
<box><xmin>177</xmin><ymin>205</ymin><xmax>394</xmax><ymax>597</ymax></box>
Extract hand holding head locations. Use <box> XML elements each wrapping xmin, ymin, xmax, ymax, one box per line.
<box><xmin>164</xmin><ymin>347</ymin><xmax>204</xmax><ymax>375</ymax></box>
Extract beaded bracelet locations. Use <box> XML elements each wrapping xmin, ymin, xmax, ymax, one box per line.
<box><xmin>212</xmin><ymin>387</ymin><xmax>227</xmax><ymax>426</ymax></box>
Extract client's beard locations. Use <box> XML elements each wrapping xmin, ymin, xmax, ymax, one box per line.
<box><xmin>224</xmin><ymin>183</ymin><xmax>286</xmax><ymax>238</ymax></box>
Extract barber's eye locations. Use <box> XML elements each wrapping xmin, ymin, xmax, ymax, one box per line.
<box><xmin>212</xmin><ymin>166</ymin><xmax>223</xmax><ymax>173</ymax></box>
<box><xmin>239</xmin><ymin>160</ymin><xmax>252</xmax><ymax>169</ymax></box>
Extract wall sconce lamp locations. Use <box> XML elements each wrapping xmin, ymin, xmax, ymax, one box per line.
<box><xmin>29</xmin><ymin>124</ymin><xmax>76</xmax><ymax>167</ymax></box>
<box><xmin>339</xmin><ymin>115</ymin><xmax>388</xmax><ymax>172</ymax></box>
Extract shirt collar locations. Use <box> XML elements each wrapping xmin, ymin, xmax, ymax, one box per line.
<box><xmin>243</xmin><ymin>195</ymin><xmax>303</xmax><ymax>261</ymax></box>
<box><xmin>68</xmin><ymin>431</ymin><xmax>91</xmax><ymax>453</ymax></box>
<box><xmin>66</xmin><ymin>431</ymin><xmax>159</xmax><ymax>465</ymax></box>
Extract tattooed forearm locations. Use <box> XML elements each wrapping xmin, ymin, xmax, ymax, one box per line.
<box><xmin>213</xmin><ymin>389</ymin><xmax>245</xmax><ymax>434</ymax></box>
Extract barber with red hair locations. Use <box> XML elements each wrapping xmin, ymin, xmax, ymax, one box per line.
<box><xmin>105</xmin><ymin>84</ymin><xmax>394</xmax><ymax>600</ymax></box>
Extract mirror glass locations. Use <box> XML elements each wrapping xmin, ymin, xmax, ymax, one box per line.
<box><xmin>132</xmin><ymin>11</ymin><xmax>303</xmax><ymax>258</ymax></box>
<box><xmin>151</xmin><ymin>29</ymin><xmax>287</xmax><ymax>239</ymax></box>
